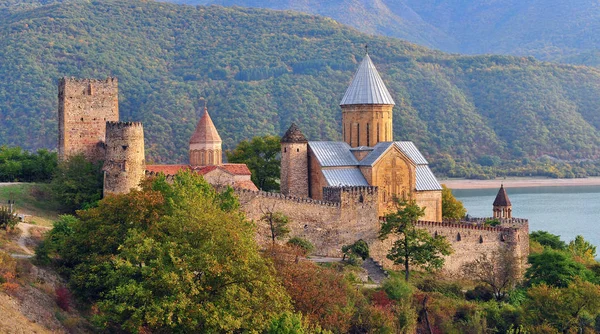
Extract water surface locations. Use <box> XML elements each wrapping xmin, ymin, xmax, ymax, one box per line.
<box><xmin>453</xmin><ymin>186</ymin><xmax>600</xmax><ymax>249</ymax></box>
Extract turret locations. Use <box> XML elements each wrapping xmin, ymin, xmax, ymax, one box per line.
<box><xmin>280</xmin><ymin>123</ymin><xmax>309</xmax><ymax>197</ymax></box>
<box><xmin>103</xmin><ymin>122</ymin><xmax>145</xmax><ymax>195</ymax></box>
<box><xmin>340</xmin><ymin>52</ymin><xmax>395</xmax><ymax>148</ymax></box>
<box><xmin>189</xmin><ymin>107</ymin><xmax>222</xmax><ymax>166</ymax></box>
<box><xmin>493</xmin><ymin>184</ymin><xmax>512</xmax><ymax>218</ymax></box>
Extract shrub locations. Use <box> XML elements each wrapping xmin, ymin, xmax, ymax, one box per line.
<box><xmin>465</xmin><ymin>285</ymin><xmax>494</xmax><ymax>302</ymax></box>
<box><xmin>382</xmin><ymin>276</ymin><xmax>413</xmax><ymax>302</ymax></box>
<box><xmin>55</xmin><ymin>286</ymin><xmax>72</xmax><ymax>311</ymax></box>
<box><xmin>286</xmin><ymin>237</ymin><xmax>315</xmax><ymax>255</ymax></box>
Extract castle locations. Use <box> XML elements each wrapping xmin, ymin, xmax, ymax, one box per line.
<box><xmin>57</xmin><ymin>53</ymin><xmax>528</xmax><ymax>276</ymax></box>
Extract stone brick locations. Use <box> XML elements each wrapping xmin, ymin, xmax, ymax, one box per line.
<box><xmin>103</xmin><ymin>122</ymin><xmax>145</xmax><ymax>195</ymax></box>
<box><xmin>58</xmin><ymin>77</ymin><xmax>119</xmax><ymax>161</ymax></box>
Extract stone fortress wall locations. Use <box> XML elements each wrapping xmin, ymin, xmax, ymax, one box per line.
<box><xmin>236</xmin><ymin>187</ymin><xmax>529</xmax><ymax>276</ymax></box>
<box><xmin>58</xmin><ymin>77</ymin><xmax>119</xmax><ymax>161</ymax></box>
<box><xmin>103</xmin><ymin>122</ymin><xmax>146</xmax><ymax>195</ymax></box>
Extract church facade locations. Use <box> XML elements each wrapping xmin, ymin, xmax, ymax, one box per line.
<box><xmin>281</xmin><ymin>54</ymin><xmax>442</xmax><ymax>221</ymax></box>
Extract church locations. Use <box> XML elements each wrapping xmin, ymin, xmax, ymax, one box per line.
<box><xmin>280</xmin><ymin>53</ymin><xmax>442</xmax><ymax>221</ymax></box>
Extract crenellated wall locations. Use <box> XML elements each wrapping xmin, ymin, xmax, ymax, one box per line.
<box><xmin>235</xmin><ymin>186</ymin><xmax>529</xmax><ymax>277</ymax></box>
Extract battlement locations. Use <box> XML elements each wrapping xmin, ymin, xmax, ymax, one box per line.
<box><xmin>235</xmin><ymin>188</ymin><xmax>341</xmax><ymax>207</ymax></box>
<box><xmin>106</xmin><ymin>121</ymin><xmax>144</xmax><ymax>129</ymax></box>
<box><xmin>60</xmin><ymin>77</ymin><xmax>117</xmax><ymax>85</ymax></box>
<box><xmin>414</xmin><ymin>220</ymin><xmax>520</xmax><ymax>233</ymax></box>
<box><xmin>323</xmin><ymin>186</ymin><xmax>378</xmax><ymax>203</ymax></box>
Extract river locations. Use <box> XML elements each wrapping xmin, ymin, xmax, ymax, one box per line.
<box><xmin>452</xmin><ymin>185</ymin><xmax>600</xmax><ymax>249</ymax></box>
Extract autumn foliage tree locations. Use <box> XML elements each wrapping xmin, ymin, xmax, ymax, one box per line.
<box><xmin>45</xmin><ymin>171</ymin><xmax>291</xmax><ymax>332</ymax></box>
<box><xmin>441</xmin><ymin>185</ymin><xmax>467</xmax><ymax>219</ymax></box>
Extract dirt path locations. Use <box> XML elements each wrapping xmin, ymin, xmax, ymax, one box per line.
<box><xmin>10</xmin><ymin>223</ymin><xmax>50</xmax><ymax>258</ymax></box>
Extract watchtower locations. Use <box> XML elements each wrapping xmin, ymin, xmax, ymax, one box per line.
<box><xmin>58</xmin><ymin>77</ymin><xmax>119</xmax><ymax>161</ymax></box>
<box><xmin>493</xmin><ymin>184</ymin><xmax>512</xmax><ymax>218</ymax></box>
<box><xmin>280</xmin><ymin>123</ymin><xmax>309</xmax><ymax>197</ymax></box>
<box><xmin>103</xmin><ymin>122</ymin><xmax>145</xmax><ymax>195</ymax></box>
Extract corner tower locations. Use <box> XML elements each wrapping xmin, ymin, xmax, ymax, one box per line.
<box><xmin>103</xmin><ymin>122</ymin><xmax>145</xmax><ymax>195</ymax></box>
<box><xmin>340</xmin><ymin>53</ymin><xmax>395</xmax><ymax>148</ymax></box>
<box><xmin>189</xmin><ymin>107</ymin><xmax>222</xmax><ymax>166</ymax></box>
<box><xmin>58</xmin><ymin>77</ymin><xmax>119</xmax><ymax>161</ymax></box>
<box><xmin>280</xmin><ymin>123</ymin><xmax>309</xmax><ymax>198</ymax></box>
<box><xmin>493</xmin><ymin>184</ymin><xmax>512</xmax><ymax>218</ymax></box>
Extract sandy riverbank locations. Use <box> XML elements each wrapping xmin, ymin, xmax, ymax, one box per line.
<box><xmin>439</xmin><ymin>177</ymin><xmax>600</xmax><ymax>190</ymax></box>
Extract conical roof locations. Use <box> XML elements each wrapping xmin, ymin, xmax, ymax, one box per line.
<box><xmin>190</xmin><ymin>107</ymin><xmax>222</xmax><ymax>144</ymax></box>
<box><xmin>340</xmin><ymin>53</ymin><xmax>395</xmax><ymax>106</ymax></box>
<box><xmin>281</xmin><ymin>123</ymin><xmax>307</xmax><ymax>143</ymax></box>
<box><xmin>493</xmin><ymin>184</ymin><xmax>511</xmax><ymax>206</ymax></box>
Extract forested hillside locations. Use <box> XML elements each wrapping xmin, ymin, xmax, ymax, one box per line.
<box><xmin>172</xmin><ymin>0</ymin><xmax>600</xmax><ymax>64</ymax></box>
<box><xmin>2</xmin><ymin>0</ymin><xmax>600</xmax><ymax>176</ymax></box>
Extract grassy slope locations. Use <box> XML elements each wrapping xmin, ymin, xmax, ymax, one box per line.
<box><xmin>0</xmin><ymin>184</ymin><xmax>59</xmax><ymax>226</ymax></box>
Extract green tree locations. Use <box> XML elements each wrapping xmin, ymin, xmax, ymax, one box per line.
<box><xmin>261</xmin><ymin>210</ymin><xmax>290</xmax><ymax>245</ymax></box>
<box><xmin>226</xmin><ymin>135</ymin><xmax>281</xmax><ymax>191</ymax></box>
<box><xmin>530</xmin><ymin>231</ymin><xmax>567</xmax><ymax>250</ymax></box>
<box><xmin>523</xmin><ymin>279</ymin><xmax>600</xmax><ymax>333</ymax></box>
<box><xmin>49</xmin><ymin>154</ymin><xmax>103</xmax><ymax>213</ymax></box>
<box><xmin>35</xmin><ymin>215</ymin><xmax>78</xmax><ymax>264</ymax></box>
<box><xmin>441</xmin><ymin>185</ymin><xmax>467</xmax><ymax>219</ymax></box>
<box><xmin>525</xmin><ymin>248</ymin><xmax>591</xmax><ymax>287</ymax></box>
<box><xmin>286</xmin><ymin>237</ymin><xmax>315</xmax><ymax>255</ymax></box>
<box><xmin>568</xmin><ymin>235</ymin><xmax>597</xmax><ymax>264</ymax></box>
<box><xmin>50</xmin><ymin>171</ymin><xmax>291</xmax><ymax>332</ymax></box>
<box><xmin>379</xmin><ymin>200</ymin><xmax>452</xmax><ymax>281</ymax></box>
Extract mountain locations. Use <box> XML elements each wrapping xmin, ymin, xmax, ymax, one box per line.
<box><xmin>1</xmin><ymin>0</ymin><xmax>600</xmax><ymax>177</ymax></box>
<box><xmin>167</xmin><ymin>0</ymin><xmax>600</xmax><ymax>63</ymax></box>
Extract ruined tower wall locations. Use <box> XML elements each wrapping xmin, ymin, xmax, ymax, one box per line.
<box><xmin>280</xmin><ymin>142</ymin><xmax>309</xmax><ymax>198</ymax></box>
<box><xmin>58</xmin><ymin>78</ymin><xmax>119</xmax><ymax>161</ymax></box>
<box><xmin>103</xmin><ymin>122</ymin><xmax>145</xmax><ymax>195</ymax></box>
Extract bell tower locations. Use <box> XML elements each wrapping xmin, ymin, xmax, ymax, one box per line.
<box><xmin>340</xmin><ymin>50</ymin><xmax>395</xmax><ymax>148</ymax></box>
<box><xmin>189</xmin><ymin>107</ymin><xmax>222</xmax><ymax>166</ymax></box>
<box><xmin>493</xmin><ymin>184</ymin><xmax>512</xmax><ymax>218</ymax></box>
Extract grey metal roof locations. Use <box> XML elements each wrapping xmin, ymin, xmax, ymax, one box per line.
<box><xmin>395</xmin><ymin>142</ymin><xmax>428</xmax><ymax>165</ymax></box>
<box><xmin>340</xmin><ymin>54</ymin><xmax>395</xmax><ymax>106</ymax></box>
<box><xmin>416</xmin><ymin>165</ymin><xmax>442</xmax><ymax>191</ymax></box>
<box><xmin>358</xmin><ymin>142</ymin><xmax>393</xmax><ymax>166</ymax></box>
<box><xmin>308</xmin><ymin>141</ymin><xmax>358</xmax><ymax>167</ymax></box>
<box><xmin>322</xmin><ymin>168</ymin><xmax>369</xmax><ymax>187</ymax></box>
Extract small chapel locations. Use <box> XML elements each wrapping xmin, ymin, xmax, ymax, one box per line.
<box><xmin>280</xmin><ymin>53</ymin><xmax>443</xmax><ymax>221</ymax></box>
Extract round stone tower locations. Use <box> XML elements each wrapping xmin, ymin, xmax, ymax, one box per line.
<box><xmin>280</xmin><ymin>123</ymin><xmax>309</xmax><ymax>198</ymax></box>
<box><xmin>189</xmin><ymin>107</ymin><xmax>222</xmax><ymax>166</ymax></box>
<box><xmin>103</xmin><ymin>122</ymin><xmax>145</xmax><ymax>195</ymax></box>
<box><xmin>340</xmin><ymin>53</ymin><xmax>395</xmax><ymax>148</ymax></box>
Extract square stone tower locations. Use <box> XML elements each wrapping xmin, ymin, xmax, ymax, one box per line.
<box><xmin>58</xmin><ymin>77</ymin><xmax>119</xmax><ymax>161</ymax></box>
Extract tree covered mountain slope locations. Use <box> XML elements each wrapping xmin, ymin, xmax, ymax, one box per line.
<box><xmin>1</xmin><ymin>0</ymin><xmax>600</xmax><ymax>172</ymax></box>
<box><xmin>171</xmin><ymin>0</ymin><xmax>600</xmax><ymax>63</ymax></box>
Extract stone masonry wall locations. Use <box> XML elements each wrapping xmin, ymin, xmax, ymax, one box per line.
<box><xmin>103</xmin><ymin>122</ymin><xmax>145</xmax><ymax>195</ymax></box>
<box><xmin>58</xmin><ymin>77</ymin><xmax>119</xmax><ymax>161</ymax></box>
<box><xmin>237</xmin><ymin>188</ymin><xmax>529</xmax><ymax>276</ymax></box>
<box><xmin>280</xmin><ymin>142</ymin><xmax>308</xmax><ymax>198</ymax></box>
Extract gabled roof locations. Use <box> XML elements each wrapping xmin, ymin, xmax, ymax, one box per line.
<box><xmin>493</xmin><ymin>185</ymin><xmax>512</xmax><ymax>206</ymax></box>
<box><xmin>281</xmin><ymin>123</ymin><xmax>308</xmax><ymax>143</ymax></box>
<box><xmin>190</xmin><ymin>107</ymin><xmax>222</xmax><ymax>144</ymax></box>
<box><xmin>415</xmin><ymin>165</ymin><xmax>443</xmax><ymax>191</ymax></box>
<box><xmin>322</xmin><ymin>168</ymin><xmax>369</xmax><ymax>187</ymax></box>
<box><xmin>359</xmin><ymin>141</ymin><xmax>428</xmax><ymax>167</ymax></box>
<box><xmin>340</xmin><ymin>54</ymin><xmax>395</xmax><ymax>106</ymax></box>
<box><xmin>308</xmin><ymin>141</ymin><xmax>358</xmax><ymax>167</ymax></box>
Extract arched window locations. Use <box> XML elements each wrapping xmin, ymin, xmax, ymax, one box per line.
<box><xmin>456</xmin><ymin>233</ymin><xmax>461</xmax><ymax>241</ymax></box>
<box><xmin>479</xmin><ymin>236</ymin><xmax>484</xmax><ymax>244</ymax></box>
